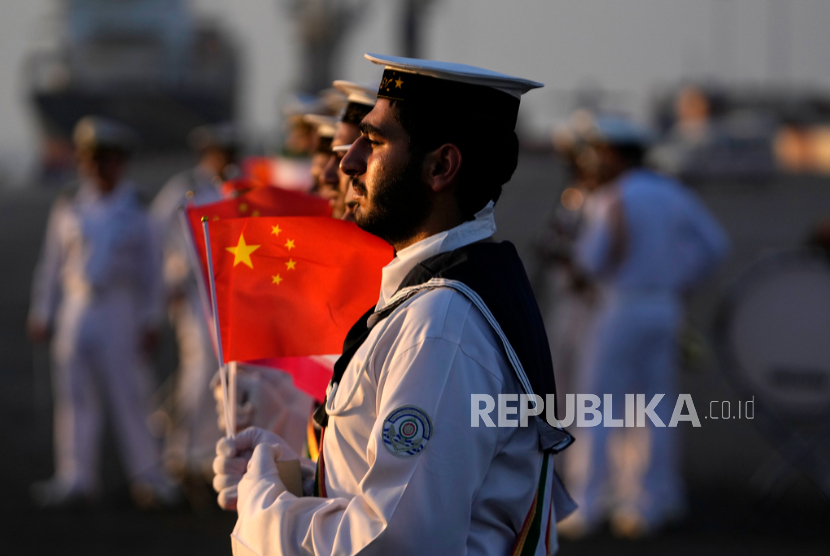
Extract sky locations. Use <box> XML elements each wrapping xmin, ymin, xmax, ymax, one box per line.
<box><xmin>1</xmin><ymin>0</ymin><xmax>830</xmax><ymax>186</ymax></box>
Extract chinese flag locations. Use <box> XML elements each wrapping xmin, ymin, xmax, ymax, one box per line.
<box><xmin>208</xmin><ymin>216</ymin><xmax>393</xmax><ymax>362</ymax></box>
<box><xmin>186</xmin><ymin>183</ymin><xmax>330</xmax><ymax>223</ymax></box>
<box><xmin>186</xmin><ymin>185</ymin><xmax>331</xmax><ymax>276</ymax></box>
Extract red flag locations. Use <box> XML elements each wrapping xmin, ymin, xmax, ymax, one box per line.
<box><xmin>243</xmin><ymin>156</ymin><xmax>276</xmax><ymax>188</ymax></box>
<box><xmin>208</xmin><ymin>216</ymin><xmax>393</xmax><ymax>362</ymax></box>
<box><xmin>243</xmin><ymin>156</ymin><xmax>314</xmax><ymax>192</ymax></box>
<box><xmin>220</xmin><ymin>177</ymin><xmax>264</xmax><ymax>197</ymax></box>
<box><xmin>186</xmin><ymin>183</ymin><xmax>330</xmax><ymax>223</ymax></box>
<box><xmin>185</xmin><ymin>185</ymin><xmax>331</xmax><ymax>280</ymax></box>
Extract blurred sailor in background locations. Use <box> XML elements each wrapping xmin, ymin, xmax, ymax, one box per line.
<box><xmin>303</xmin><ymin>114</ymin><xmax>337</xmax><ymax>195</ymax></box>
<box><xmin>150</xmin><ymin>123</ymin><xmax>239</xmax><ymax>479</ymax></box>
<box><xmin>28</xmin><ymin>116</ymin><xmax>177</xmax><ymax>508</ymax></box>
<box><xmin>319</xmin><ymin>81</ymin><xmax>378</xmax><ymax>219</ymax></box>
<box><xmin>564</xmin><ymin>116</ymin><xmax>729</xmax><ymax>538</ymax></box>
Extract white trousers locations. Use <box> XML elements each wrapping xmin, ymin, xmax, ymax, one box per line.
<box><xmin>51</xmin><ymin>295</ymin><xmax>161</xmax><ymax>491</ymax></box>
<box><xmin>571</xmin><ymin>293</ymin><xmax>685</xmax><ymax>526</ymax></box>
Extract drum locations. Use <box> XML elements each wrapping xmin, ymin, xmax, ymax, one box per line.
<box><xmin>717</xmin><ymin>248</ymin><xmax>830</xmax><ymax>421</ymax></box>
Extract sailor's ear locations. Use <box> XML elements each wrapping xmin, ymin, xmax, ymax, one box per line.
<box><xmin>423</xmin><ymin>143</ymin><xmax>462</xmax><ymax>194</ymax></box>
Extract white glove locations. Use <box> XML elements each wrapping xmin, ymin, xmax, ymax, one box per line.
<box><xmin>211</xmin><ymin>368</ymin><xmax>254</xmax><ymax>433</ymax></box>
<box><xmin>236</xmin><ymin>443</ymin><xmax>288</xmax><ymax>513</ymax></box>
<box><xmin>212</xmin><ymin>427</ymin><xmax>299</xmax><ymax>510</ymax></box>
<box><xmin>211</xmin><ymin>365</ymin><xmax>314</xmax><ymax>453</ymax></box>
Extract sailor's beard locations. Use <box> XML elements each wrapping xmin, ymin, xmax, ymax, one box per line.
<box><xmin>352</xmin><ymin>152</ymin><xmax>431</xmax><ymax>247</ymax></box>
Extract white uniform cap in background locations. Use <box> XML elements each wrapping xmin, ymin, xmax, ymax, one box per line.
<box><xmin>281</xmin><ymin>92</ymin><xmax>330</xmax><ymax>118</ymax></box>
<box><xmin>302</xmin><ymin>114</ymin><xmax>338</xmax><ymax>139</ymax></box>
<box><xmin>284</xmin><ymin>89</ymin><xmax>347</xmax><ymax>118</ymax></box>
<box><xmin>332</xmin><ymin>80</ymin><xmax>378</xmax><ymax>126</ymax></box>
<box><xmin>73</xmin><ymin>116</ymin><xmax>140</xmax><ymax>152</ymax></box>
<box><xmin>318</xmin><ymin>87</ymin><xmax>348</xmax><ymax>115</ymax></box>
<box><xmin>332</xmin><ymin>81</ymin><xmax>378</xmax><ymax>108</ymax></box>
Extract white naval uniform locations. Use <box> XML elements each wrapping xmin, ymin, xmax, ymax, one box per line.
<box><xmin>30</xmin><ymin>180</ymin><xmax>163</xmax><ymax>492</ymax></box>
<box><xmin>231</xmin><ymin>205</ymin><xmax>558</xmax><ymax>556</ymax></box>
<box><xmin>151</xmin><ymin>166</ymin><xmax>226</xmax><ymax>471</ymax></box>
<box><xmin>573</xmin><ymin>169</ymin><xmax>729</xmax><ymax>526</ymax></box>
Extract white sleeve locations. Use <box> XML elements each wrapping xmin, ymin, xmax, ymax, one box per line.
<box><xmin>135</xmin><ymin>211</ymin><xmax>165</xmax><ymax>328</ymax></box>
<box><xmin>149</xmin><ymin>175</ymin><xmax>189</xmax><ymax>229</ymax></box>
<box><xmin>29</xmin><ymin>198</ymin><xmax>66</xmax><ymax>324</ymax></box>
<box><xmin>148</xmin><ymin>177</ymin><xmax>186</xmax><ymax>294</ymax></box>
<box><xmin>84</xmin><ymin>202</ymin><xmax>163</xmax><ymax>327</ymax></box>
<box><xmin>232</xmin><ymin>335</ymin><xmax>509</xmax><ymax>556</ymax></box>
<box><xmin>575</xmin><ymin>198</ymin><xmax>619</xmax><ymax>277</ymax></box>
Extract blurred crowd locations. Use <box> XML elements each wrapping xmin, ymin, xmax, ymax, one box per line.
<box><xmin>536</xmin><ymin>113</ymin><xmax>730</xmax><ymax>539</ymax></box>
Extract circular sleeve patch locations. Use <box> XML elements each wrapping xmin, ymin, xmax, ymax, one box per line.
<box><xmin>382</xmin><ymin>405</ymin><xmax>433</xmax><ymax>457</ymax></box>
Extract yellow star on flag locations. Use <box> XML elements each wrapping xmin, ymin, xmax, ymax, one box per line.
<box><xmin>252</xmin><ymin>210</ymin><xmax>260</xmax><ymax>217</ymax></box>
<box><xmin>271</xmin><ymin>225</ymin><xmax>282</xmax><ymax>236</ymax></box>
<box><xmin>226</xmin><ymin>234</ymin><xmax>260</xmax><ymax>268</ymax></box>
<box><xmin>286</xmin><ymin>259</ymin><xmax>296</xmax><ymax>270</ymax></box>
<box><xmin>285</xmin><ymin>239</ymin><xmax>296</xmax><ymax>251</ymax></box>
<box><xmin>239</xmin><ymin>203</ymin><xmax>248</xmax><ymax>213</ymax></box>
<box><xmin>272</xmin><ymin>274</ymin><xmax>283</xmax><ymax>285</ymax></box>
<box><xmin>395</xmin><ymin>78</ymin><xmax>404</xmax><ymax>88</ymax></box>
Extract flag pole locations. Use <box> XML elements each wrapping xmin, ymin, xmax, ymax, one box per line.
<box><xmin>228</xmin><ymin>360</ymin><xmax>237</xmax><ymax>435</ymax></box>
<box><xmin>201</xmin><ymin>217</ymin><xmax>234</xmax><ymax>438</ymax></box>
<box><xmin>177</xmin><ymin>207</ymin><xmax>221</xmax><ymax>359</ymax></box>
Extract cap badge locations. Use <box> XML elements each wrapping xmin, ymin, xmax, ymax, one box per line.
<box><xmin>380</xmin><ymin>73</ymin><xmax>404</xmax><ymax>93</ymax></box>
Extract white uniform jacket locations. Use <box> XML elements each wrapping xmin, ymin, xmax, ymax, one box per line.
<box><xmin>30</xmin><ymin>180</ymin><xmax>159</xmax><ymax>330</ymax></box>
<box><xmin>232</xmin><ymin>205</ymin><xmax>561</xmax><ymax>556</ymax></box>
<box><xmin>576</xmin><ymin>169</ymin><xmax>729</xmax><ymax>293</ymax></box>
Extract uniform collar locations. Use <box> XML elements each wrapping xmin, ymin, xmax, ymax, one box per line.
<box><xmin>377</xmin><ymin>202</ymin><xmax>497</xmax><ymax>310</ymax></box>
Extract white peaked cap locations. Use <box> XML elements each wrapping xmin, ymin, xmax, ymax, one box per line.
<box><xmin>365</xmin><ymin>53</ymin><xmax>543</xmax><ymax>99</ymax></box>
<box><xmin>332</xmin><ymin>80</ymin><xmax>378</xmax><ymax>107</ymax></box>
<box><xmin>302</xmin><ymin>114</ymin><xmax>338</xmax><ymax>138</ymax></box>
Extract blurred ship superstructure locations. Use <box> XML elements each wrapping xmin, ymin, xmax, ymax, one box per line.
<box><xmin>650</xmin><ymin>85</ymin><xmax>830</xmax><ymax>179</ymax></box>
<box><xmin>26</xmin><ymin>0</ymin><xmax>238</xmax><ymax>150</ymax></box>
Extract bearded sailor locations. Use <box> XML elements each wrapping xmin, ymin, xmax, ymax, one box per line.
<box><xmin>212</xmin><ymin>53</ymin><xmax>575</xmax><ymax>556</ymax></box>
